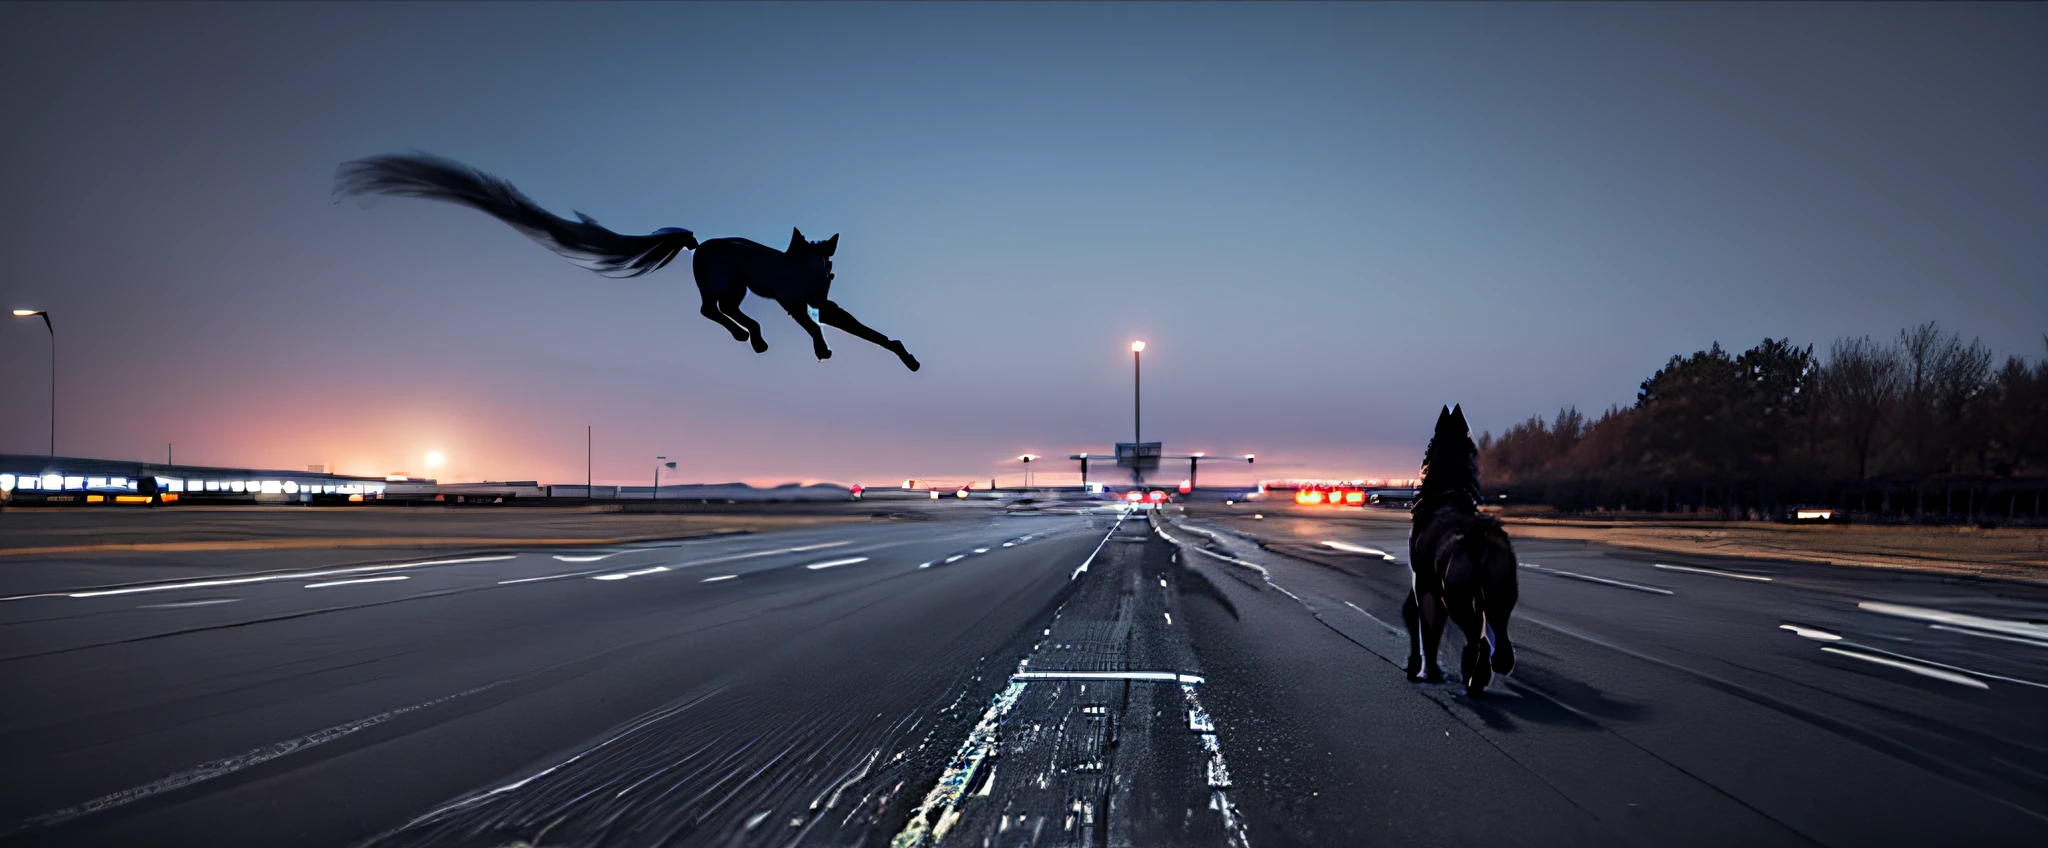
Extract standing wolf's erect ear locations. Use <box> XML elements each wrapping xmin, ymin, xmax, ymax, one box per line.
<box><xmin>789</xmin><ymin>228</ymin><xmax>807</xmax><ymax>252</ymax></box>
<box><xmin>1451</xmin><ymin>405</ymin><xmax>1469</xmax><ymax>431</ymax></box>
<box><xmin>823</xmin><ymin>234</ymin><xmax>839</xmax><ymax>256</ymax></box>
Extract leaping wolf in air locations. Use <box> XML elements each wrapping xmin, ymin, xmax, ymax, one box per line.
<box><xmin>334</xmin><ymin>152</ymin><xmax>920</xmax><ymax>371</ymax></box>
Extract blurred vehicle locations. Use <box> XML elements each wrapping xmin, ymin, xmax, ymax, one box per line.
<box><xmin>1368</xmin><ymin>488</ymin><xmax>1421</xmax><ymax>508</ymax></box>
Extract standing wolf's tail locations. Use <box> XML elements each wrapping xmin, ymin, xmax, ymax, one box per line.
<box><xmin>334</xmin><ymin>152</ymin><xmax>698</xmax><ymax>279</ymax></box>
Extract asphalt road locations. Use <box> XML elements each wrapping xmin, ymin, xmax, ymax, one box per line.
<box><xmin>0</xmin><ymin>504</ymin><xmax>2043</xmax><ymax>847</ymax></box>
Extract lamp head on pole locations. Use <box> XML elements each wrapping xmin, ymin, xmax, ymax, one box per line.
<box><xmin>1130</xmin><ymin>341</ymin><xmax>1145</xmax><ymax>353</ymax></box>
<box><xmin>12</xmin><ymin>309</ymin><xmax>50</xmax><ymax>331</ymax></box>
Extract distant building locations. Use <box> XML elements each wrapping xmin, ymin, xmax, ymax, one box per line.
<box><xmin>0</xmin><ymin>454</ymin><xmax>388</xmax><ymax>506</ymax></box>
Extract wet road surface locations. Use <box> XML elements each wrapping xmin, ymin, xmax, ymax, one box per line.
<box><xmin>1</xmin><ymin>506</ymin><xmax>2042</xmax><ymax>847</ymax></box>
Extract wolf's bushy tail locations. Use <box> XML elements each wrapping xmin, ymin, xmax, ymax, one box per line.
<box><xmin>334</xmin><ymin>152</ymin><xmax>696</xmax><ymax>279</ymax></box>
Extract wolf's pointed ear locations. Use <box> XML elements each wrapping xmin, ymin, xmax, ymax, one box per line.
<box><xmin>824</xmin><ymin>234</ymin><xmax>839</xmax><ymax>255</ymax></box>
<box><xmin>1437</xmin><ymin>405</ymin><xmax>1452</xmax><ymax>424</ymax></box>
<box><xmin>789</xmin><ymin>228</ymin><xmax>806</xmax><ymax>252</ymax></box>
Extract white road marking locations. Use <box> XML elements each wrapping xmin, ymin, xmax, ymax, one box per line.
<box><xmin>973</xmin><ymin>548</ymin><xmax>989</xmax><ymax>554</ymax></box>
<box><xmin>592</xmin><ymin>566</ymin><xmax>669</xmax><ymax>581</ymax></box>
<box><xmin>1930</xmin><ymin>624</ymin><xmax>2048</xmax><ymax>650</ymax></box>
<box><xmin>700</xmin><ymin>575</ymin><xmax>737</xmax><ymax>583</ymax></box>
<box><xmin>945</xmin><ymin>555</ymin><xmax>965</xmax><ymax>564</ymax></box>
<box><xmin>1821</xmin><ymin>647</ymin><xmax>1989</xmax><ymax>689</ymax></box>
<box><xmin>1070</xmin><ymin>515</ymin><xmax>1126</xmax><ymax>580</ymax></box>
<box><xmin>1156</xmin><ymin>524</ymin><xmax>1269</xmax><ymax>576</ymax></box>
<box><xmin>1344</xmin><ymin>600</ymin><xmax>1403</xmax><ymax>634</ymax></box>
<box><xmin>53</xmin><ymin>555</ymin><xmax>516</xmax><ymax>600</ymax></box>
<box><xmin>1836</xmin><ymin>642</ymin><xmax>2048</xmax><ymax>690</ymax></box>
<box><xmin>1780</xmin><ymin>624</ymin><xmax>1843</xmax><ymax>641</ymax></box>
<box><xmin>1322</xmin><ymin>540</ymin><xmax>1397</xmax><ymax>561</ymax></box>
<box><xmin>682</xmin><ymin>540</ymin><xmax>853</xmax><ymax>568</ymax></box>
<box><xmin>1164</xmin><ymin>613</ymin><xmax>1173</xmax><ymax>625</ymax></box>
<box><xmin>893</xmin><ymin>681</ymin><xmax>1027</xmax><ymax>847</ymax></box>
<box><xmin>1655</xmin><ymin>563</ymin><xmax>1773</xmax><ymax>582</ymax></box>
<box><xmin>1011</xmin><ymin>671</ymin><xmax>1206</xmax><ymax>684</ymax></box>
<box><xmin>304</xmin><ymin>575</ymin><xmax>410</xmax><ymax>589</ymax></box>
<box><xmin>138</xmin><ymin>598</ymin><xmax>240</xmax><ymax>609</ymax></box>
<box><xmin>551</xmin><ymin>552</ymin><xmax>626</xmax><ymax>562</ymax></box>
<box><xmin>1523</xmin><ymin>564</ymin><xmax>1673</xmax><ymax>595</ymax></box>
<box><xmin>517</xmin><ymin>541</ymin><xmax>860</xmax><ymax>584</ymax></box>
<box><xmin>1857</xmin><ymin>602</ymin><xmax>2048</xmax><ymax>642</ymax></box>
<box><xmin>803</xmin><ymin>557</ymin><xmax>869</xmax><ymax>570</ymax></box>
<box><xmin>498</xmin><ymin>569</ymin><xmax>606</xmax><ymax>585</ymax></box>
<box><xmin>918</xmin><ymin>561</ymin><xmax>934</xmax><ymax>569</ymax></box>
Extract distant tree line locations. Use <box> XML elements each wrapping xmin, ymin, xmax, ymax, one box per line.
<box><xmin>1475</xmin><ymin>323</ymin><xmax>2048</xmax><ymax>523</ymax></box>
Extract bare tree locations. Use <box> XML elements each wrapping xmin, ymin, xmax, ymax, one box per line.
<box><xmin>1818</xmin><ymin>335</ymin><xmax>1899</xmax><ymax>481</ymax></box>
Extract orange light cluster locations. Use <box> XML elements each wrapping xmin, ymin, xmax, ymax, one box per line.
<box><xmin>1295</xmin><ymin>485</ymin><xmax>1366</xmax><ymax>507</ymax></box>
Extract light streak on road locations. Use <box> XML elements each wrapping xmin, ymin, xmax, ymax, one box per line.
<box><xmin>305</xmin><ymin>575</ymin><xmax>411</xmax><ymax>589</ymax></box>
<box><xmin>1655</xmin><ymin>563</ymin><xmax>1773</xmax><ymax>582</ymax></box>
<box><xmin>50</xmin><ymin>555</ymin><xmax>516</xmax><ymax>600</ymax></box>
<box><xmin>1821</xmin><ymin>647</ymin><xmax>1988</xmax><ymax>689</ymax></box>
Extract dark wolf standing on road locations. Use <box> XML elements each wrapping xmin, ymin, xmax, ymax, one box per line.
<box><xmin>1404</xmin><ymin>404</ymin><xmax>1519</xmax><ymax>696</ymax></box>
<box><xmin>333</xmin><ymin>152</ymin><xmax>920</xmax><ymax>371</ymax></box>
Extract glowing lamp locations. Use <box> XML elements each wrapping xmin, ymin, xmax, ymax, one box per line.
<box><xmin>1130</xmin><ymin>341</ymin><xmax>1145</xmax><ymax>353</ymax></box>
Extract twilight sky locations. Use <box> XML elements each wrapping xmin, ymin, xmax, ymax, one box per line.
<box><xmin>1</xmin><ymin>3</ymin><xmax>2043</xmax><ymax>487</ymax></box>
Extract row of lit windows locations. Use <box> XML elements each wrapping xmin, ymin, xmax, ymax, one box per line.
<box><xmin>0</xmin><ymin>473</ymin><xmax>385</xmax><ymax>496</ymax></box>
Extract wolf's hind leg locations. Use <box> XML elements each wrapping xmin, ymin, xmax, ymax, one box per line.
<box><xmin>699</xmin><ymin>287</ymin><xmax>749</xmax><ymax>342</ymax></box>
<box><xmin>719</xmin><ymin>289</ymin><xmax>767</xmax><ymax>353</ymax></box>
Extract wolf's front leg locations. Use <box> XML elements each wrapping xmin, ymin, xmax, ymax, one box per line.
<box><xmin>784</xmin><ymin>302</ymin><xmax>832</xmax><ymax>361</ymax></box>
<box><xmin>816</xmin><ymin>301</ymin><xmax>919</xmax><ymax>372</ymax></box>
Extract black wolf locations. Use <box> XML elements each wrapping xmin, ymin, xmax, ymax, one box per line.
<box><xmin>333</xmin><ymin>152</ymin><xmax>919</xmax><ymax>371</ymax></box>
<box><xmin>1404</xmin><ymin>404</ymin><xmax>1519</xmax><ymax>696</ymax></box>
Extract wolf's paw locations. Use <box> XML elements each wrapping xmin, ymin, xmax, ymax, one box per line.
<box><xmin>751</xmin><ymin>336</ymin><xmax>770</xmax><ymax>353</ymax></box>
<box><xmin>890</xmin><ymin>341</ymin><xmax>921</xmax><ymax>372</ymax></box>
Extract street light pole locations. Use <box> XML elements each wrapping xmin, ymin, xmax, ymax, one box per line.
<box><xmin>13</xmin><ymin>310</ymin><xmax>54</xmax><ymax>456</ymax></box>
<box><xmin>654</xmin><ymin>455</ymin><xmax>667</xmax><ymax>502</ymax></box>
<box><xmin>1130</xmin><ymin>341</ymin><xmax>1145</xmax><ymax>445</ymax></box>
